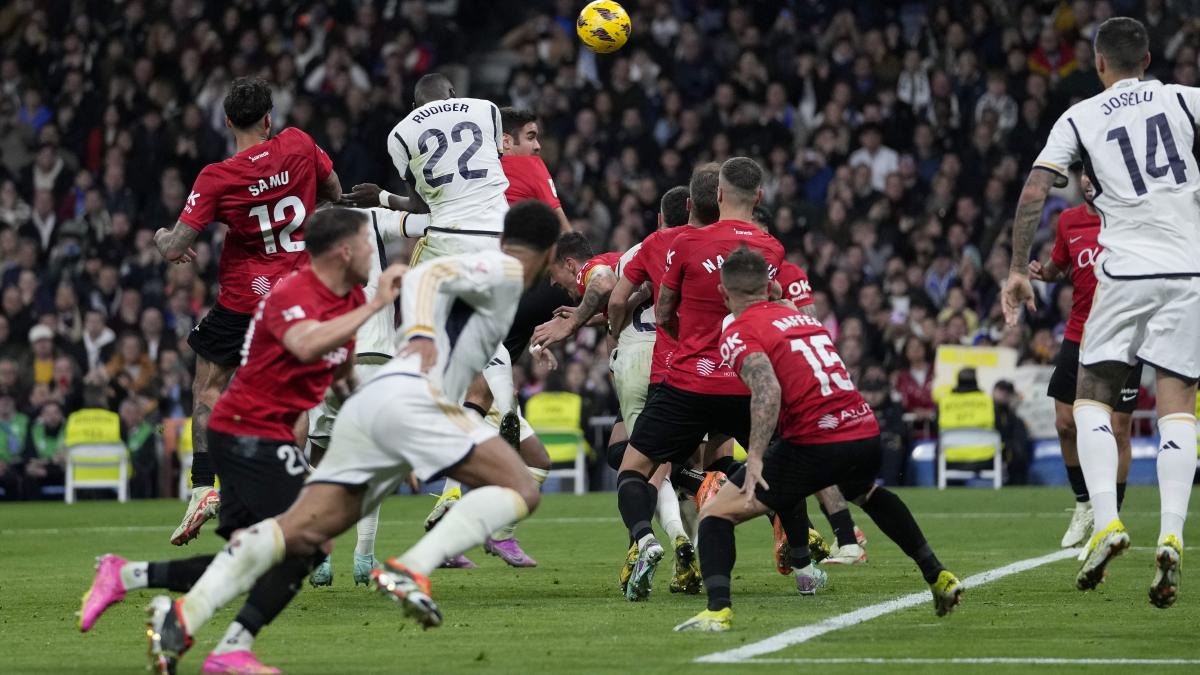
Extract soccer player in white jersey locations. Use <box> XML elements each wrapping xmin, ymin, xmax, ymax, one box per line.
<box><xmin>1003</xmin><ymin>17</ymin><xmax>1198</xmax><ymax>607</ymax></box>
<box><xmin>304</xmin><ymin>207</ymin><xmax>405</xmax><ymax>587</ymax></box>
<box><xmin>141</xmin><ymin>202</ymin><xmax>562</xmax><ymax>666</ymax></box>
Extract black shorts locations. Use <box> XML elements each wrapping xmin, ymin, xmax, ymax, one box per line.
<box><xmin>188</xmin><ymin>302</ymin><xmax>253</xmax><ymax>368</ymax></box>
<box><xmin>208</xmin><ymin>429</ymin><xmax>307</xmax><ymax>540</ymax></box>
<box><xmin>733</xmin><ymin>435</ymin><xmax>881</xmax><ymax>515</ymax></box>
<box><xmin>628</xmin><ymin>382</ymin><xmax>751</xmax><ymax>465</ymax></box>
<box><xmin>1048</xmin><ymin>339</ymin><xmax>1142</xmax><ymax>413</ymax></box>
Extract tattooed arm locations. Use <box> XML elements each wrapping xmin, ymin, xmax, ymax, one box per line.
<box><xmin>532</xmin><ymin>267</ymin><xmax>617</xmax><ymax>348</ymax></box>
<box><xmin>1002</xmin><ymin>168</ymin><xmax>1056</xmax><ymax>326</ymax></box>
<box><xmin>655</xmin><ymin>284</ymin><xmax>681</xmax><ymax>339</ymax></box>
<box><xmin>737</xmin><ymin>352</ymin><xmax>780</xmax><ymax>498</ymax></box>
<box><xmin>154</xmin><ymin>221</ymin><xmax>200</xmax><ymax>264</ymax></box>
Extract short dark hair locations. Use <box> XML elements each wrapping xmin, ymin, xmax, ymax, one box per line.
<box><xmin>500</xmin><ymin>107</ymin><xmax>538</xmax><ymax>139</ymax></box>
<box><xmin>720</xmin><ymin>157</ymin><xmax>764</xmax><ymax>204</ymax></box>
<box><xmin>414</xmin><ymin>72</ymin><xmax>454</xmax><ymax>106</ymax></box>
<box><xmin>305</xmin><ymin>208</ymin><xmax>366</xmax><ymax>257</ymax></box>
<box><xmin>1094</xmin><ymin>17</ymin><xmax>1149</xmax><ymax>74</ymax></box>
<box><xmin>689</xmin><ymin>163</ymin><xmax>721</xmax><ymax>225</ymax></box>
<box><xmin>660</xmin><ymin>186</ymin><xmax>690</xmax><ymax>228</ymax></box>
<box><xmin>720</xmin><ymin>246</ymin><xmax>769</xmax><ymax>295</ymax></box>
<box><xmin>223</xmin><ymin>78</ymin><xmax>273</xmax><ymax>129</ymax></box>
<box><xmin>552</xmin><ymin>231</ymin><xmax>594</xmax><ymax>263</ymax></box>
<box><xmin>503</xmin><ymin>200</ymin><xmax>560</xmax><ymax>251</ymax></box>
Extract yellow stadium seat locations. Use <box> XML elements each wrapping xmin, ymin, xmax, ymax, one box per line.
<box><xmin>64</xmin><ymin>409</ymin><xmax>129</xmax><ymax>503</ymax></box>
<box><xmin>937</xmin><ymin>391</ymin><xmax>1002</xmax><ymax>489</ymax></box>
<box><xmin>525</xmin><ymin>392</ymin><xmax>588</xmax><ymax>495</ymax></box>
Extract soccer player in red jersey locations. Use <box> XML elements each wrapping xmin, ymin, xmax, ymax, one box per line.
<box><xmin>1029</xmin><ymin>174</ymin><xmax>1140</xmax><ymax>548</ymax></box>
<box><xmin>533</xmin><ymin>232</ymin><xmax>620</xmax><ymax>348</ymax></box>
<box><xmin>674</xmin><ymin>247</ymin><xmax>962</xmax><ymax>632</ymax></box>
<box><xmin>154</xmin><ymin>78</ymin><xmax>342</xmax><ymax>546</ymax></box>
<box><xmin>615</xmin><ymin>158</ymin><xmax>789</xmax><ymax>601</ymax></box>
<box><xmin>82</xmin><ymin>209</ymin><xmax>405</xmax><ymax>674</ymax></box>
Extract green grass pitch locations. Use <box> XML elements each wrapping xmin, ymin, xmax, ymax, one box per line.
<box><xmin>1</xmin><ymin>486</ymin><xmax>1196</xmax><ymax>674</ymax></box>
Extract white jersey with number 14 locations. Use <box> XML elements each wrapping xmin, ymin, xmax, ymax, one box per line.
<box><xmin>1034</xmin><ymin>77</ymin><xmax>1200</xmax><ymax>278</ymax></box>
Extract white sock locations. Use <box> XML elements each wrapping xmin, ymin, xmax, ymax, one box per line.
<box><xmin>211</xmin><ymin>620</ymin><xmax>255</xmax><ymax>655</ymax></box>
<box><xmin>180</xmin><ymin>518</ymin><xmax>285</xmax><ymax>634</ymax></box>
<box><xmin>355</xmin><ymin>505</ymin><xmax>381</xmax><ymax>558</ymax></box>
<box><xmin>655</xmin><ymin>478</ymin><xmax>688</xmax><ymax>541</ymax></box>
<box><xmin>1073</xmin><ymin>402</ymin><xmax>1120</xmax><ymax>528</ymax></box>
<box><xmin>1157</xmin><ymin>413</ymin><xmax>1197</xmax><ymax>544</ymax></box>
<box><xmin>120</xmin><ymin>561</ymin><xmax>149</xmax><ymax>590</ymax></box>
<box><xmin>400</xmin><ymin>486</ymin><xmax>529</xmax><ymax>576</ymax></box>
<box><xmin>679</xmin><ymin>495</ymin><xmax>699</xmax><ymax>540</ymax></box>
<box><xmin>491</xmin><ymin>467</ymin><xmax>548</xmax><ymax>541</ymax></box>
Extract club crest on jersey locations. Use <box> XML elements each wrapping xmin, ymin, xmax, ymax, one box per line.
<box><xmin>695</xmin><ymin>357</ymin><xmax>718</xmax><ymax>376</ymax></box>
<box><xmin>248</xmin><ymin>171</ymin><xmax>290</xmax><ymax>196</ymax></box>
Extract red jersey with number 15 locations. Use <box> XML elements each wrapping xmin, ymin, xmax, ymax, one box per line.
<box><xmin>502</xmin><ymin>155</ymin><xmax>561</xmax><ymax>209</ymax></box>
<box><xmin>178</xmin><ymin>127</ymin><xmax>334</xmax><ymax>315</ymax></box>
<box><xmin>663</xmin><ymin>220</ymin><xmax>785</xmax><ymax>395</ymax></box>
<box><xmin>622</xmin><ymin>226</ymin><xmax>688</xmax><ymax>382</ymax></box>
<box><xmin>1051</xmin><ymin>204</ymin><xmax>1101</xmax><ymax>343</ymax></box>
<box><xmin>209</xmin><ymin>266</ymin><xmax>364</xmax><ymax>442</ymax></box>
<box><xmin>721</xmin><ymin>301</ymin><xmax>879</xmax><ymax>444</ymax></box>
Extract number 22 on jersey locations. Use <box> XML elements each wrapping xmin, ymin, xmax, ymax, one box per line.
<box><xmin>249</xmin><ymin>195</ymin><xmax>306</xmax><ymax>254</ymax></box>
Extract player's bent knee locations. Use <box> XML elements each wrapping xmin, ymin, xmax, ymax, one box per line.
<box><xmin>606</xmin><ymin>441</ymin><xmax>628</xmax><ymax>471</ymax></box>
<box><xmin>519</xmin><ymin>437</ymin><xmax>551</xmax><ymax>471</ymax></box>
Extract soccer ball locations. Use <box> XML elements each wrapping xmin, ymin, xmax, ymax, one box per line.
<box><xmin>576</xmin><ymin>1</ymin><xmax>631</xmax><ymax>54</ymax></box>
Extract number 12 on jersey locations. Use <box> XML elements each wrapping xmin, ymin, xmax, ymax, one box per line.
<box><xmin>249</xmin><ymin>195</ymin><xmax>307</xmax><ymax>254</ymax></box>
<box><xmin>791</xmin><ymin>334</ymin><xmax>853</xmax><ymax>397</ymax></box>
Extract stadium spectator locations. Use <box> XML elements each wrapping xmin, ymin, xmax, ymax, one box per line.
<box><xmin>22</xmin><ymin>400</ymin><xmax>66</xmax><ymax>499</ymax></box>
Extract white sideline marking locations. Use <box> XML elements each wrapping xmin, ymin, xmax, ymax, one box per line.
<box><xmin>695</xmin><ymin>548</ymin><xmax>1078</xmax><ymax>664</ymax></box>
<box><xmin>737</xmin><ymin>658</ymin><xmax>1200</xmax><ymax>666</ymax></box>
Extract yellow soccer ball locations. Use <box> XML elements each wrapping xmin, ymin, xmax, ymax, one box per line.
<box><xmin>576</xmin><ymin>0</ymin><xmax>631</xmax><ymax>54</ymax></box>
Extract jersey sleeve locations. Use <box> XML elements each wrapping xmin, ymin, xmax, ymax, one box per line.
<box><xmin>178</xmin><ymin>166</ymin><xmax>220</xmax><ymax>231</ymax></box>
<box><xmin>1051</xmin><ymin>219</ymin><xmax>1070</xmax><ymax>270</ymax></box>
<box><xmin>312</xmin><ymin>136</ymin><xmax>333</xmax><ymax>181</ymax></box>
<box><xmin>1033</xmin><ymin>112</ymin><xmax>1079</xmax><ymax>178</ymax></box>
<box><xmin>490</xmin><ymin>102</ymin><xmax>504</xmax><ymax>154</ymax></box>
<box><xmin>720</xmin><ymin>320</ymin><xmax>764</xmax><ymax>373</ymax></box>
<box><xmin>1169</xmin><ymin>84</ymin><xmax>1200</xmax><ymax>127</ymax></box>
<box><xmin>528</xmin><ymin>159</ymin><xmax>561</xmax><ymax>209</ymax></box>
<box><xmin>371</xmin><ymin>208</ymin><xmax>406</xmax><ymax>244</ymax></box>
<box><xmin>780</xmin><ymin>263</ymin><xmax>813</xmax><ymax>307</ymax></box>
<box><xmin>661</xmin><ymin>232</ymin><xmax>691</xmax><ymax>292</ymax></box>
<box><xmin>261</xmin><ymin>281</ymin><xmax>316</xmax><ymax>342</ymax></box>
<box><xmin>400</xmin><ymin>252</ymin><xmax>524</xmax><ymax>339</ymax></box>
<box><xmin>387</xmin><ymin>127</ymin><xmax>414</xmax><ymax>183</ymax></box>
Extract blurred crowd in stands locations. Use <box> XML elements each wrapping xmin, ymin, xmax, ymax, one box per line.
<box><xmin>0</xmin><ymin>0</ymin><xmax>1182</xmax><ymax>496</ymax></box>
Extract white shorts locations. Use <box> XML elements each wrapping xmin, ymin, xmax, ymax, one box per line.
<box><xmin>612</xmin><ymin>340</ymin><xmax>654</xmax><ymax>430</ymax></box>
<box><xmin>1081</xmin><ymin>266</ymin><xmax>1200</xmax><ymax>380</ymax></box>
<box><xmin>309</xmin><ymin>373</ymin><xmax>497</xmax><ymax>517</ymax></box>
<box><xmin>307</xmin><ymin>360</ymin><xmax>389</xmax><ymax>450</ymax></box>
<box><xmin>410</xmin><ymin>231</ymin><xmax>500</xmax><ymax>265</ymax></box>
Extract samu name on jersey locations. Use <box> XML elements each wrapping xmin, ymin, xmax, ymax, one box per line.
<box><xmin>386</xmin><ymin>97</ymin><xmax>509</xmax><ymax>234</ymax></box>
<box><xmin>1034</xmin><ymin>78</ymin><xmax>1200</xmax><ymax>278</ymax></box>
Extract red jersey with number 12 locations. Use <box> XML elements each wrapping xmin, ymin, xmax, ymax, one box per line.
<box><xmin>622</xmin><ymin>226</ymin><xmax>688</xmax><ymax>382</ymax></box>
<box><xmin>1051</xmin><ymin>205</ymin><xmax>1101</xmax><ymax>343</ymax></box>
<box><xmin>209</xmin><ymin>266</ymin><xmax>364</xmax><ymax>442</ymax></box>
<box><xmin>721</xmin><ymin>301</ymin><xmax>878</xmax><ymax>444</ymax></box>
<box><xmin>663</xmin><ymin>220</ymin><xmax>785</xmax><ymax>395</ymax></box>
<box><xmin>178</xmin><ymin>127</ymin><xmax>334</xmax><ymax>314</ymax></box>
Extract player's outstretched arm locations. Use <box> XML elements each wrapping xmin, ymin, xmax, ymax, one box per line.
<box><xmin>1002</xmin><ymin>168</ymin><xmax>1056</xmax><ymax>326</ymax></box>
<box><xmin>655</xmin><ymin>284</ymin><xmax>681</xmax><ymax>339</ymax></box>
<box><xmin>154</xmin><ymin>220</ymin><xmax>199</xmax><ymax>264</ymax></box>
<box><xmin>283</xmin><ymin>264</ymin><xmax>407</xmax><ymax>363</ymax></box>
<box><xmin>736</xmin><ymin>352</ymin><xmax>780</xmax><ymax>500</ymax></box>
<box><xmin>535</xmin><ymin>267</ymin><xmax>617</xmax><ymax>348</ymax></box>
<box><xmin>1027</xmin><ymin>259</ymin><xmax>1063</xmax><ymax>282</ymax></box>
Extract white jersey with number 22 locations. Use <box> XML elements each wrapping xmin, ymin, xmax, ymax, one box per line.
<box><xmin>1034</xmin><ymin>77</ymin><xmax>1200</xmax><ymax>278</ymax></box>
<box><xmin>386</xmin><ymin>97</ymin><xmax>510</xmax><ymax>234</ymax></box>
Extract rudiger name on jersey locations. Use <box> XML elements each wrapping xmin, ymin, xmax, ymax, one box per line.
<box><xmin>411</xmin><ymin>101</ymin><xmax>471</xmax><ymax>124</ymax></box>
